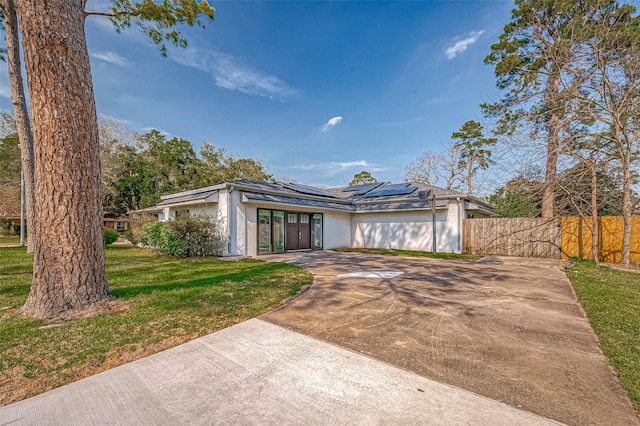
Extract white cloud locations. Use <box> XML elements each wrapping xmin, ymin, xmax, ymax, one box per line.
<box><xmin>444</xmin><ymin>30</ymin><xmax>485</xmax><ymax>60</ymax></box>
<box><xmin>91</xmin><ymin>51</ymin><xmax>129</xmax><ymax>67</ymax></box>
<box><xmin>172</xmin><ymin>48</ymin><xmax>297</xmax><ymax>100</ymax></box>
<box><xmin>334</xmin><ymin>160</ymin><xmax>367</xmax><ymax>168</ymax></box>
<box><xmin>97</xmin><ymin>112</ymin><xmax>134</xmax><ymax>127</ymax></box>
<box><xmin>321</xmin><ymin>116</ymin><xmax>343</xmax><ymax>132</ymax></box>
<box><xmin>291</xmin><ymin>160</ymin><xmax>384</xmax><ymax>177</ymax></box>
<box><xmin>141</xmin><ymin>127</ymin><xmax>171</xmax><ymax>137</ymax></box>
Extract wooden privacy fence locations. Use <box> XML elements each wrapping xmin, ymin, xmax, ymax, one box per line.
<box><xmin>463</xmin><ymin>218</ymin><xmax>562</xmax><ymax>259</ymax></box>
<box><xmin>562</xmin><ymin>216</ymin><xmax>640</xmax><ymax>263</ymax></box>
<box><xmin>463</xmin><ymin>217</ymin><xmax>640</xmax><ymax>262</ymax></box>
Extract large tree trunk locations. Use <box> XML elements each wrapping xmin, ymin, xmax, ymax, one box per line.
<box><xmin>0</xmin><ymin>0</ymin><xmax>36</xmax><ymax>253</ymax></box>
<box><xmin>542</xmin><ymin>74</ymin><xmax>560</xmax><ymax>218</ymax></box>
<box><xmin>467</xmin><ymin>160</ymin><xmax>473</xmax><ymax>196</ymax></box>
<box><xmin>590</xmin><ymin>158</ymin><xmax>599</xmax><ymax>263</ymax></box>
<box><xmin>621</xmin><ymin>154</ymin><xmax>632</xmax><ymax>266</ymax></box>
<box><xmin>17</xmin><ymin>0</ymin><xmax>113</xmax><ymax>319</ymax></box>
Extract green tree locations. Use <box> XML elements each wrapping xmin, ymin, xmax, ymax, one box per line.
<box><xmin>555</xmin><ymin>160</ymin><xmax>627</xmax><ymax>218</ymax></box>
<box><xmin>99</xmin><ymin>119</ymin><xmax>137</xmax><ymax>216</ymax></box>
<box><xmin>142</xmin><ymin>130</ymin><xmax>199</xmax><ymax>195</ymax></box>
<box><xmin>0</xmin><ymin>1</ymin><xmax>35</xmax><ymax>251</ymax></box>
<box><xmin>572</xmin><ymin>2</ymin><xmax>640</xmax><ymax>265</ymax></box>
<box><xmin>451</xmin><ymin>120</ymin><xmax>496</xmax><ymax>196</ymax></box>
<box><xmin>0</xmin><ymin>131</ymin><xmax>20</xmax><ymax>218</ymax></box>
<box><xmin>15</xmin><ymin>0</ymin><xmax>214</xmax><ymax>320</ymax></box>
<box><xmin>348</xmin><ymin>171</ymin><xmax>377</xmax><ymax>186</ymax></box>
<box><xmin>488</xmin><ymin>175</ymin><xmax>541</xmax><ymax>218</ymax></box>
<box><xmin>196</xmin><ymin>142</ymin><xmax>272</xmax><ymax>186</ymax></box>
<box><xmin>103</xmin><ymin>133</ymin><xmax>273</xmax><ymax>213</ymax></box>
<box><xmin>484</xmin><ymin>0</ymin><xmax>602</xmax><ymax>217</ymax></box>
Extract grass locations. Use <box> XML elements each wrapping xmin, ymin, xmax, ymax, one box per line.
<box><xmin>332</xmin><ymin>247</ymin><xmax>482</xmax><ymax>261</ymax></box>
<box><xmin>0</xmin><ymin>245</ymin><xmax>312</xmax><ymax>406</ymax></box>
<box><xmin>564</xmin><ymin>259</ymin><xmax>640</xmax><ymax>411</ymax></box>
<box><xmin>0</xmin><ymin>236</ymin><xmax>21</xmax><ymax>244</ymax></box>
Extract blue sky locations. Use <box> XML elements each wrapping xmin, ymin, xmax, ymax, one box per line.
<box><xmin>1</xmin><ymin>1</ymin><xmax>515</xmax><ymax>187</ymax></box>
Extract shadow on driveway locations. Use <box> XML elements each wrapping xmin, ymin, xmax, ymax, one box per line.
<box><xmin>261</xmin><ymin>251</ymin><xmax>638</xmax><ymax>426</ymax></box>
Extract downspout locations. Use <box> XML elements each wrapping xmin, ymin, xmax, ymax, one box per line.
<box><xmin>227</xmin><ymin>185</ymin><xmax>234</xmax><ymax>255</ymax></box>
<box><xmin>431</xmin><ymin>193</ymin><xmax>437</xmax><ymax>254</ymax></box>
<box><xmin>456</xmin><ymin>197</ymin><xmax>462</xmax><ymax>253</ymax></box>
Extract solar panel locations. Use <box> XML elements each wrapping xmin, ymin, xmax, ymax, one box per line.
<box><xmin>342</xmin><ymin>182</ymin><xmax>384</xmax><ymax>195</ymax></box>
<box><xmin>364</xmin><ymin>183</ymin><xmax>418</xmax><ymax>198</ymax></box>
<box><xmin>282</xmin><ymin>183</ymin><xmax>337</xmax><ymax>198</ymax></box>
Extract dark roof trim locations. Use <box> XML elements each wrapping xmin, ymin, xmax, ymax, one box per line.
<box><xmin>353</xmin><ymin>199</ymin><xmax>450</xmax><ymax>213</ymax></box>
<box><xmin>157</xmin><ymin>190</ymin><xmax>218</xmax><ymax>206</ymax></box>
<box><xmin>242</xmin><ymin>192</ymin><xmax>354</xmax><ymax>212</ymax></box>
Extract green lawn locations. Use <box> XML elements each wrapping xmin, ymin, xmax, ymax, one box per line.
<box><xmin>0</xmin><ymin>246</ymin><xmax>312</xmax><ymax>406</ymax></box>
<box><xmin>564</xmin><ymin>260</ymin><xmax>640</xmax><ymax>411</ymax></box>
<box><xmin>332</xmin><ymin>247</ymin><xmax>482</xmax><ymax>261</ymax></box>
<box><xmin>0</xmin><ymin>236</ymin><xmax>21</xmax><ymax>245</ymax></box>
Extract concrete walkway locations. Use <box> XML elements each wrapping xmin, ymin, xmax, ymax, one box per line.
<box><xmin>0</xmin><ymin>319</ymin><xmax>559</xmax><ymax>425</ymax></box>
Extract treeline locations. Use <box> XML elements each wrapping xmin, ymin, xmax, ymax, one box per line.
<box><xmin>99</xmin><ymin>120</ymin><xmax>272</xmax><ymax>216</ymax></box>
<box><xmin>0</xmin><ymin>117</ymin><xmax>272</xmax><ymax>218</ymax></box>
<box><xmin>404</xmin><ymin>1</ymin><xmax>640</xmax><ymax>264</ymax></box>
<box><xmin>487</xmin><ymin>162</ymin><xmax>632</xmax><ymax>218</ymax></box>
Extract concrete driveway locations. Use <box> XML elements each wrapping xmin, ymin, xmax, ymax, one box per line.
<box><xmin>261</xmin><ymin>251</ymin><xmax>638</xmax><ymax>426</ymax></box>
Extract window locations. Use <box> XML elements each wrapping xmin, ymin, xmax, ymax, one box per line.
<box><xmin>273</xmin><ymin>211</ymin><xmax>285</xmax><ymax>251</ymax></box>
<box><xmin>300</xmin><ymin>215</ymin><xmax>310</xmax><ymax>224</ymax></box>
<box><xmin>288</xmin><ymin>214</ymin><xmax>297</xmax><ymax>223</ymax></box>
<box><xmin>258</xmin><ymin>209</ymin><xmax>271</xmax><ymax>253</ymax></box>
<box><xmin>313</xmin><ymin>213</ymin><xmax>323</xmax><ymax>250</ymax></box>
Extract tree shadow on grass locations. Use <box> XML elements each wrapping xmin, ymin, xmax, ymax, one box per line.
<box><xmin>110</xmin><ymin>262</ymin><xmax>305</xmax><ymax>299</ymax></box>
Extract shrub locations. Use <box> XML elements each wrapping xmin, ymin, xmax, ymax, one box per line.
<box><xmin>104</xmin><ymin>228</ymin><xmax>119</xmax><ymax>245</ymax></box>
<box><xmin>127</xmin><ymin>212</ymin><xmax>158</xmax><ymax>245</ymax></box>
<box><xmin>139</xmin><ymin>221</ymin><xmax>164</xmax><ymax>248</ymax></box>
<box><xmin>122</xmin><ymin>230</ymin><xmax>134</xmax><ymax>243</ymax></box>
<box><xmin>0</xmin><ymin>217</ymin><xmax>12</xmax><ymax>236</ymax></box>
<box><xmin>138</xmin><ymin>215</ymin><xmax>227</xmax><ymax>257</ymax></box>
<box><xmin>174</xmin><ymin>214</ymin><xmax>227</xmax><ymax>257</ymax></box>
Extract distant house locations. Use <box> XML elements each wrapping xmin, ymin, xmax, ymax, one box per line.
<box><xmin>139</xmin><ymin>180</ymin><xmax>496</xmax><ymax>256</ymax></box>
<box><xmin>103</xmin><ymin>217</ymin><xmax>129</xmax><ymax>232</ymax></box>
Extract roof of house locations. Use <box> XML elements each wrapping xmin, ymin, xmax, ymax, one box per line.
<box><xmin>142</xmin><ymin>180</ymin><xmax>496</xmax><ymax>215</ymax></box>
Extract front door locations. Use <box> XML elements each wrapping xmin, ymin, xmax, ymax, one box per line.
<box><xmin>285</xmin><ymin>212</ymin><xmax>312</xmax><ymax>251</ymax></box>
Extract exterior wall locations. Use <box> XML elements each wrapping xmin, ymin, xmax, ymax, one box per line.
<box><xmin>322</xmin><ymin>211</ymin><xmax>352</xmax><ymax>249</ymax></box>
<box><xmin>153</xmin><ymin>187</ymin><xmax>476</xmax><ymax>256</ymax></box>
<box><xmin>159</xmin><ymin>204</ymin><xmax>219</xmax><ymax>222</ymax></box>
<box><xmin>240</xmin><ymin>201</ymin><xmax>351</xmax><ymax>256</ymax></box>
<box><xmin>351</xmin><ymin>200</ymin><xmax>464</xmax><ymax>253</ymax></box>
<box><xmin>229</xmin><ymin>189</ymin><xmax>246</xmax><ymax>256</ymax></box>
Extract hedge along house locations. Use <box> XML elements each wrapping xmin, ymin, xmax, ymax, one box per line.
<box><xmin>140</xmin><ymin>180</ymin><xmax>496</xmax><ymax>256</ymax></box>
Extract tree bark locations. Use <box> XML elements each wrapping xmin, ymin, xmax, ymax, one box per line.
<box><xmin>0</xmin><ymin>0</ymin><xmax>36</xmax><ymax>253</ymax></box>
<box><xmin>590</xmin><ymin>158</ymin><xmax>599</xmax><ymax>263</ymax></box>
<box><xmin>542</xmin><ymin>73</ymin><xmax>560</xmax><ymax>219</ymax></box>
<box><xmin>467</xmin><ymin>160</ymin><xmax>473</xmax><ymax>196</ymax></box>
<box><xmin>17</xmin><ymin>0</ymin><xmax>113</xmax><ymax>319</ymax></box>
<box><xmin>621</xmin><ymin>153</ymin><xmax>632</xmax><ymax>266</ymax></box>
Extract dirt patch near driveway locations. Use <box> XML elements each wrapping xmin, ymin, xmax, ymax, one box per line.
<box><xmin>261</xmin><ymin>251</ymin><xmax>638</xmax><ymax>426</ymax></box>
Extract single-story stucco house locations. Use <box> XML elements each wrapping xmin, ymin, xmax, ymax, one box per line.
<box><xmin>138</xmin><ymin>180</ymin><xmax>496</xmax><ymax>256</ymax></box>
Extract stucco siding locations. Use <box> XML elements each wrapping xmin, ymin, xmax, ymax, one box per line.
<box><xmin>160</xmin><ymin>204</ymin><xmax>218</xmax><ymax>221</ymax></box>
<box><xmin>323</xmin><ymin>211</ymin><xmax>352</xmax><ymax>249</ymax></box>
<box><xmin>352</xmin><ymin>202</ymin><xmax>463</xmax><ymax>253</ymax></box>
